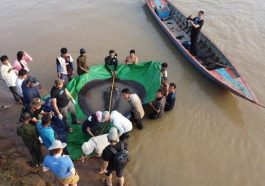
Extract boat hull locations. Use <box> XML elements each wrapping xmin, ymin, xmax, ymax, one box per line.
<box><xmin>145</xmin><ymin>0</ymin><xmax>260</xmax><ymax>105</ymax></box>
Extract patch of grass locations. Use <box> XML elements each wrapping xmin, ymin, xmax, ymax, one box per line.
<box><xmin>0</xmin><ymin>153</ymin><xmax>20</xmax><ymax>186</ymax></box>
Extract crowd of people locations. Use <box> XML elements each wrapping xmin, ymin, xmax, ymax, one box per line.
<box><xmin>1</xmin><ymin>48</ymin><xmax>176</xmax><ymax>186</ymax></box>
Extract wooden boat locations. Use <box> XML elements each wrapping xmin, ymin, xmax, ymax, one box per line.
<box><xmin>146</xmin><ymin>0</ymin><xmax>262</xmax><ymax>106</ymax></box>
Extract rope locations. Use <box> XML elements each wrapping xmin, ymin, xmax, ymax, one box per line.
<box><xmin>99</xmin><ymin>76</ymin><xmax>116</xmax><ymax>135</ymax></box>
<box><xmin>108</xmin><ymin>76</ymin><xmax>116</xmax><ymax>113</ymax></box>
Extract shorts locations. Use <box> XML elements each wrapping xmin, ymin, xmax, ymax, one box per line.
<box><xmin>105</xmin><ymin>166</ymin><xmax>124</xmax><ymax>177</ymax></box>
<box><xmin>60</xmin><ymin>74</ymin><xmax>68</xmax><ymax>82</ymax></box>
<box><xmin>58</xmin><ymin>172</ymin><xmax>79</xmax><ymax>185</ymax></box>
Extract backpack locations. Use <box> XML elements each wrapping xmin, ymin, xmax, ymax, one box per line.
<box><xmin>108</xmin><ymin>142</ymin><xmax>129</xmax><ymax>169</ymax></box>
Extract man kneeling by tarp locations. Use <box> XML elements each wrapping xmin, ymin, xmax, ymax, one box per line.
<box><xmin>101</xmin><ymin>110</ymin><xmax>132</xmax><ymax>141</ymax></box>
<box><xmin>82</xmin><ymin>111</ymin><xmax>104</xmax><ymax>137</ymax></box>
<box><xmin>81</xmin><ymin>133</ymin><xmax>110</xmax><ymax>160</ymax></box>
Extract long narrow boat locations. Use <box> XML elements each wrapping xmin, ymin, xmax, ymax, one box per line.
<box><xmin>146</xmin><ymin>0</ymin><xmax>262</xmax><ymax>106</ymax></box>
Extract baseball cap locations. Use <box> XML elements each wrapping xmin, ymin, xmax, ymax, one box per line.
<box><xmin>107</xmin><ymin>127</ymin><xmax>119</xmax><ymax>141</ymax></box>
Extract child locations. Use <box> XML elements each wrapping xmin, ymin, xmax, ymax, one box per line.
<box><xmin>17</xmin><ymin>112</ymin><xmax>43</xmax><ymax>167</ymax></box>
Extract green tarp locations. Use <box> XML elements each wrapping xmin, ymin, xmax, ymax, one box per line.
<box><xmin>66</xmin><ymin>61</ymin><xmax>161</xmax><ymax>160</ymax></box>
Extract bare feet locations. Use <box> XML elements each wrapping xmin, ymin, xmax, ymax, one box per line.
<box><xmin>98</xmin><ymin>169</ymin><xmax>107</xmax><ymax>175</ymax></box>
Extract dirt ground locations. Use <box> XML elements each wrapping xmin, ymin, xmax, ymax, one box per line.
<box><xmin>0</xmin><ymin>80</ymin><xmax>121</xmax><ymax>186</ymax></box>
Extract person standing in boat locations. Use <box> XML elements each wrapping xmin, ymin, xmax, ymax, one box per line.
<box><xmin>105</xmin><ymin>50</ymin><xmax>118</xmax><ymax>77</ymax></box>
<box><xmin>124</xmin><ymin>49</ymin><xmax>139</xmax><ymax>65</ymax></box>
<box><xmin>187</xmin><ymin>10</ymin><xmax>204</xmax><ymax>56</ymax></box>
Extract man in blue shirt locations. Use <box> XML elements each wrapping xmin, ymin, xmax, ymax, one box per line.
<box><xmin>43</xmin><ymin>140</ymin><xmax>79</xmax><ymax>185</ymax></box>
<box><xmin>22</xmin><ymin>76</ymin><xmax>40</xmax><ymax>106</ymax></box>
<box><xmin>165</xmin><ymin>83</ymin><xmax>176</xmax><ymax>111</ymax></box>
<box><xmin>37</xmin><ymin>113</ymin><xmax>55</xmax><ymax>149</ymax></box>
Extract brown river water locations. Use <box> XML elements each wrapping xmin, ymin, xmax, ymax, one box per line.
<box><xmin>1</xmin><ymin>0</ymin><xmax>265</xmax><ymax>186</ymax></box>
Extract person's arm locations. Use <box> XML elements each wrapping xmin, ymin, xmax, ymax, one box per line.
<box><xmin>42</xmin><ymin>158</ymin><xmax>49</xmax><ymax>172</ymax></box>
<box><xmin>187</xmin><ymin>15</ymin><xmax>193</xmax><ymax>21</ymax></box>
<box><xmin>149</xmin><ymin>101</ymin><xmax>160</xmax><ymax>113</ymax></box>
<box><xmin>69</xmin><ymin>55</ymin><xmax>74</xmax><ymax>63</ymax></box>
<box><xmin>134</xmin><ymin>56</ymin><xmax>139</xmax><ymax>64</ymax></box>
<box><xmin>23</xmin><ymin>52</ymin><xmax>33</xmax><ymax>63</ymax></box>
<box><xmin>51</xmin><ymin>98</ymin><xmax>61</xmax><ymax>117</ymax></box>
<box><xmin>12</xmin><ymin>61</ymin><xmax>20</xmax><ymax>74</ymax></box>
<box><xmin>1</xmin><ymin>66</ymin><xmax>9</xmax><ymax>82</ymax></box>
<box><xmin>190</xmin><ymin>19</ymin><xmax>204</xmax><ymax>29</ymax></box>
<box><xmin>86</xmin><ymin>127</ymin><xmax>95</xmax><ymax>137</ymax></box>
<box><xmin>124</xmin><ymin>56</ymin><xmax>129</xmax><ymax>65</ymax></box>
<box><xmin>105</xmin><ymin>57</ymin><xmax>112</xmax><ymax>74</ymax></box>
<box><xmin>65</xmin><ymin>89</ymin><xmax>75</xmax><ymax>103</ymax></box>
<box><xmin>70</xmin><ymin>167</ymin><xmax>76</xmax><ymax>175</ymax></box>
<box><xmin>190</xmin><ymin>21</ymin><xmax>200</xmax><ymax>28</ymax></box>
<box><xmin>42</xmin><ymin>166</ymin><xmax>49</xmax><ymax>172</ymax></box>
<box><xmin>48</xmin><ymin>130</ymin><xmax>56</xmax><ymax>145</ymax></box>
<box><xmin>30</xmin><ymin>117</ymin><xmax>38</xmax><ymax>124</ymax></box>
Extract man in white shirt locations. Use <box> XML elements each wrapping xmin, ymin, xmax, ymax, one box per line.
<box><xmin>1</xmin><ymin>55</ymin><xmax>21</xmax><ymax>104</ymax></box>
<box><xmin>81</xmin><ymin>133</ymin><xmax>110</xmax><ymax>157</ymax></box>
<box><xmin>16</xmin><ymin>69</ymin><xmax>28</xmax><ymax>105</ymax></box>
<box><xmin>56</xmin><ymin>48</ymin><xmax>74</xmax><ymax>83</ymax></box>
<box><xmin>122</xmin><ymin>88</ymin><xmax>145</xmax><ymax>130</ymax></box>
<box><xmin>101</xmin><ymin>111</ymin><xmax>132</xmax><ymax>141</ymax></box>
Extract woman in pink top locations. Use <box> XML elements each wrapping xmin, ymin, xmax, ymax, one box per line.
<box><xmin>13</xmin><ymin>51</ymin><xmax>33</xmax><ymax>74</ymax></box>
<box><xmin>124</xmin><ymin>49</ymin><xmax>139</xmax><ymax>65</ymax></box>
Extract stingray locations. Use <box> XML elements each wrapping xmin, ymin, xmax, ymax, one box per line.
<box><xmin>78</xmin><ymin>78</ymin><xmax>146</xmax><ymax>116</ymax></box>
